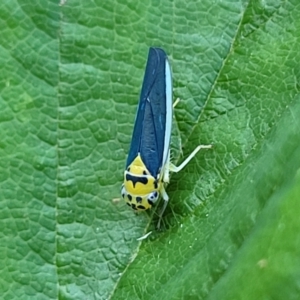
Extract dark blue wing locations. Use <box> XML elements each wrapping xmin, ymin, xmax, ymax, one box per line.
<box><xmin>126</xmin><ymin>47</ymin><xmax>168</xmax><ymax>176</ymax></box>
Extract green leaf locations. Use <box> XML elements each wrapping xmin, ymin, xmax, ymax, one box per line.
<box><xmin>1</xmin><ymin>0</ymin><xmax>300</xmax><ymax>299</ymax></box>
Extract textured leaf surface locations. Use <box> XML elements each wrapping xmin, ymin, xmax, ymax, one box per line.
<box><xmin>0</xmin><ymin>0</ymin><xmax>300</xmax><ymax>299</ymax></box>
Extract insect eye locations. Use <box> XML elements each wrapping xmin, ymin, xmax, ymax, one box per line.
<box><xmin>121</xmin><ymin>186</ymin><xmax>126</xmax><ymax>198</ymax></box>
<box><xmin>148</xmin><ymin>191</ymin><xmax>159</xmax><ymax>203</ymax></box>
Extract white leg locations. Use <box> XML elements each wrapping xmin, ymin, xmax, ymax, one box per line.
<box><xmin>157</xmin><ymin>185</ymin><xmax>169</xmax><ymax>229</ymax></box>
<box><xmin>169</xmin><ymin>144</ymin><xmax>212</xmax><ymax>173</ymax></box>
<box><xmin>173</xmin><ymin>98</ymin><xmax>180</xmax><ymax>108</ymax></box>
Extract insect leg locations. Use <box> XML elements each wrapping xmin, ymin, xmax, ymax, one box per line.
<box><xmin>169</xmin><ymin>144</ymin><xmax>212</xmax><ymax>173</ymax></box>
<box><xmin>173</xmin><ymin>98</ymin><xmax>180</xmax><ymax>108</ymax></box>
<box><xmin>157</xmin><ymin>185</ymin><xmax>169</xmax><ymax>229</ymax></box>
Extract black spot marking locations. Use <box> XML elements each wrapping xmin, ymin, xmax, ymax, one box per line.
<box><xmin>148</xmin><ymin>199</ymin><xmax>153</xmax><ymax>206</ymax></box>
<box><xmin>154</xmin><ymin>180</ymin><xmax>158</xmax><ymax>189</ymax></box>
<box><xmin>154</xmin><ymin>191</ymin><xmax>158</xmax><ymax>198</ymax></box>
<box><xmin>131</xmin><ymin>203</ymin><xmax>137</xmax><ymax>210</ymax></box>
<box><xmin>136</xmin><ymin>197</ymin><xmax>142</xmax><ymax>203</ymax></box>
<box><xmin>122</xmin><ymin>193</ymin><xmax>125</xmax><ymax>198</ymax></box>
<box><xmin>126</xmin><ymin>203</ymin><xmax>131</xmax><ymax>207</ymax></box>
<box><xmin>127</xmin><ymin>194</ymin><xmax>132</xmax><ymax>201</ymax></box>
<box><xmin>137</xmin><ymin>205</ymin><xmax>146</xmax><ymax>210</ymax></box>
<box><xmin>126</xmin><ymin>174</ymin><xmax>148</xmax><ymax>187</ymax></box>
<box><xmin>127</xmin><ymin>167</ymin><xmax>130</xmax><ymax>171</ymax></box>
<box><xmin>143</xmin><ymin>171</ymin><xmax>147</xmax><ymax>175</ymax></box>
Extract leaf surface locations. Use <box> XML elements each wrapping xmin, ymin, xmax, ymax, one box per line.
<box><xmin>0</xmin><ymin>0</ymin><xmax>300</xmax><ymax>299</ymax></box>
